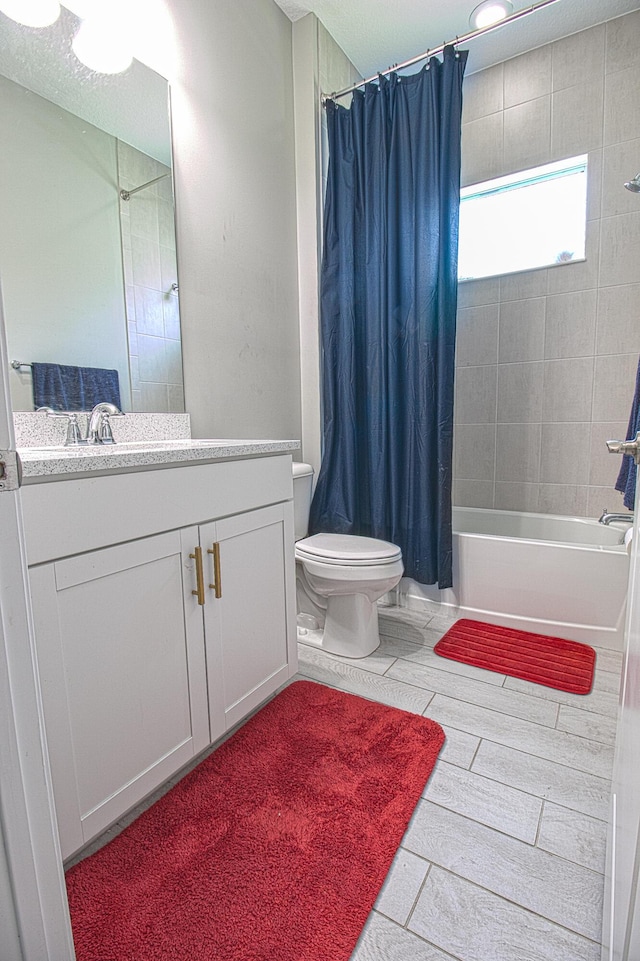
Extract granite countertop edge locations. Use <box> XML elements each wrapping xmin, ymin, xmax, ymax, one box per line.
<box><xmin>18</xmin><ymin>439</ymin><xmax>301</xmax><ymax>480</ymax></box>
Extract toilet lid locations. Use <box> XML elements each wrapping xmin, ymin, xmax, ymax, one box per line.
<box><xmin>296</xmin><ymin>533</ymin><xmax>402</xmax><ymax>566</ymax></box>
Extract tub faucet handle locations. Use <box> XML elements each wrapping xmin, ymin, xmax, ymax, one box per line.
<box><xmin>606</xmin><ymin>432</ymin><xmax>640</xmax><ymax>465</ymax></box>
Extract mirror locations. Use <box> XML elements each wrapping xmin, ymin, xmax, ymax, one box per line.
<box><xmin>0</xmin><ymin>6</ymin><xmax>184</xmax><ymax>413</ymax></box>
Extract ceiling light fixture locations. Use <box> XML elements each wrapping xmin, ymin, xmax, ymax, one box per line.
<box><xmin>71</xmin><ymin>14</ymin><xmax>133</xmax><ymax>74</ymax></box>
<box><xmin>469</xmin><ymin>0</ymin><xmax>514</xmax><ymax>30</ymax></box>
<box><xmin>0</xmin><ymin>0</ymin><xmax>60</xmax><ymax>27</ymax></box>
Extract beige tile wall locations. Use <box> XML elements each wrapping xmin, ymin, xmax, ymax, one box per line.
<box><xmin>454</xmin><ymin>11</ymin><xmax>640</xmax><ymax>518</ymax></box>
<box><xmin>118</xmin><ymin>141</ymin><xmax>185</xmax><ymax>413</ymax></box>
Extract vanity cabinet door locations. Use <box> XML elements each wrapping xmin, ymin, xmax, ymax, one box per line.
<box><xmin>200</xmin><ymin>502</ymin><xmax>296</xmax><ymax>735</ymax></box>
<box><xmin>29</xmin><ymin>527</ymin><xmax>209</xmax><ymax>860</ymax></box>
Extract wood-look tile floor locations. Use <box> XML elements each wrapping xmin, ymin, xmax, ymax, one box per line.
<box><xmin>294</xmin><ymin>606</ymin><xmax>622</xmax><ymax>961</ymax></box>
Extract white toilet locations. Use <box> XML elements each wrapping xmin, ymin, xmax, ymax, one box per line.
<box><xmin>293</xmin><ymin>463</ymin><xmax>404</xmax><ymax>658</ymax></box>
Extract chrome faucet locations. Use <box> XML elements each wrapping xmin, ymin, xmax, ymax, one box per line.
<box><xmin>599</xmin><ymin>508</ymin><xmax>634</xmax><ymax>526</ymax></box>
<box><xmin>86</xmin><ymin>403</ymin><xmax>123</xmax><ymax>444</ymax></box>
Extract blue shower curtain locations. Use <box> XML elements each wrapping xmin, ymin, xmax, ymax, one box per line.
<box><xmin>309</xmin><ymin>47</ymin><xmax>467</xmax><ymax>589</ymax></box>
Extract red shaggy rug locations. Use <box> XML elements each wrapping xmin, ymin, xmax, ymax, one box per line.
<box><xmin>65</xmin><ymin>680</ymin><xmax>445</xmax><ymax>961</ymax></box>
<box><xmin>434</xmin><ymin>618</ymin><xmax>596</xmax><ymax>694</ymax></box>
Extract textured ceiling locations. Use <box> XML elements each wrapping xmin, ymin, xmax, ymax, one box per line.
<box><xmin>3</xmin><ymin>0</ymin><xmax>640</xmax><ymax>154</ymax></box>
<box><xmin>0</xmin><ymin>4</ymin><xmax>170</xmax><ymax>163</ymax></box>
<box><xmin>273</xmin><ymin>0</ymin><xmax>640</xmax><ymax>80</ymax></box>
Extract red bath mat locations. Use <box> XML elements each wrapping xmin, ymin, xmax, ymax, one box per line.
<box><xmin>65</xmin><ymin>680</ymin><xmax>445</xmax><ymax>961</ymax></box>
<box><xmin>434</xmin><ymin>619</ymin><xmax>596</xmax><ymax>694</ymax></box>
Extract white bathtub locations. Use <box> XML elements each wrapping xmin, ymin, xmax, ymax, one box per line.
<box><xmin>401</xmin><ymin>507</ymin><xmax>630</xmax><ymax>650</ymax></box>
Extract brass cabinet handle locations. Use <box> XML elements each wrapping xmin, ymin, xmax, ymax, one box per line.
<box><xmin>189</xmin><ymin>547</ymin><xmax>205</xmax><ymax>606</ymax></box>
<box><xmin>207</xmin><ymin>542</ymin><xmax>222</xmax><ymax>598</ymax></box>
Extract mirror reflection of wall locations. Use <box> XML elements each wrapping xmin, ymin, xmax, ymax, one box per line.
<box><xmin>2</xmin><ymin>74</ymin><xmax>132</xmax><ymax>410</ymax></box>
<box><xmin>1</xmin><ymin>76</ymin><xmax>184</xmax><ymax>413</ymax></box>
<box><xmin>0</xmin><ymin>5</ymin><xmax>184</xmax><ymax>414</ymax></box>
<box><xmin>118</xmin><ymin>141</ymin><xmax>183</xmax><ymax>413</ymax></box>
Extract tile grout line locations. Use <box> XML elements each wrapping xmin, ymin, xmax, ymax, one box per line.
<box><xmin>413</xmin><ymin>862</ymin><xmax>604</xmax><ymax>950</ymax></box>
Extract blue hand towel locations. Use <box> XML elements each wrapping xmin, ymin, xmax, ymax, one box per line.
<box><xmin>31</xmin><ymin>363</ymin><xmax>121</xmax><ymax>412</ymax></box>
<box><xmin>615</xmin><ymin>355</ymin><xmax>640</xmax><ymax>510</ymax></box>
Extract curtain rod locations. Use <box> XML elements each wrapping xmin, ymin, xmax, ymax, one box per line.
<box><xmin>119</xmin><ymin>173</ymin><xmax>170</xmax><ymax>202</ymax></box>
<box><xmin>322</xmin><ymin>0</ymin><xmax>563</xmax><ymax>103</ymax></box>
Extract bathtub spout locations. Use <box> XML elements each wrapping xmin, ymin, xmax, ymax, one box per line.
<box><xmin>599</xmin><ymin>509</ymin><xmax>634</xmax><ymax>525</ymax></box>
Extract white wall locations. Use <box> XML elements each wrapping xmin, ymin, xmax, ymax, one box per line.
<box><xmin>145</xmin><ymin>0</ymin><xmax>302</xmax><ymax>441</ymax></box>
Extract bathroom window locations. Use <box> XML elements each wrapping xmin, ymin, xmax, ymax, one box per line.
<box><xmin>458</xmin><ymin>155</ymin><xmax>588</xmax><ymax>282</ymax></box>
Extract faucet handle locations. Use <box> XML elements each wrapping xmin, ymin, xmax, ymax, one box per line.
<box><xmin>607</xmin><ymin>433</ymin><xmax>640</xmax><ymax>464</ymax></box>
<box><xmin>98</xmin><ymin>413</ymin><xmax>116</xmax><ymax>444</ymax></box>
<box><xmin>40</xmin><ymin>409</ymin><xmax>87</xmax><ymax>446</ymax></box>
<box><xmin>64</xmin><ymin>413</ymin><xmax>86</xmax><ymax>446</ymax></box>
<box><xmin>98</xmin><ymin>406</ymin><xmax>124</xmax><ymax>445</ymax></box>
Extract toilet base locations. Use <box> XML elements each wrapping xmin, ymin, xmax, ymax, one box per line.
<box><xmin>296</xmin><ymin>624</ymin><xmax>325</xmax><ymax>649</ymax></box>
<box><xmin>297</xmin><ymin>594</ymin><xmax>380</xmax><ymax>658</ymax></box>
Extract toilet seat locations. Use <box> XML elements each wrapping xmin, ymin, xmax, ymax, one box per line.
<box><xmin>295</xmin><ymin>533</ymin><xmax>402</xmax><ymax>567</ymax></box>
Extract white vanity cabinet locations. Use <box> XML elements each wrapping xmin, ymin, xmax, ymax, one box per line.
<box><xmin>21</xmin><ymin>452</ymin><xmax>297</xmax><ymax>860</ymax></box>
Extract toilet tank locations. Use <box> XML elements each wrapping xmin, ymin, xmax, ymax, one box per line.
<box><xmin>292</xmin><ymin>462</ymin><xmax>314</xmax><ymax>540</ymax></box>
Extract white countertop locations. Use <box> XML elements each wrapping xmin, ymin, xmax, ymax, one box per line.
<box><xmin>18</xmin><ymin>438</ymin><xmax>300</xmax><ymax>481</ymax></box>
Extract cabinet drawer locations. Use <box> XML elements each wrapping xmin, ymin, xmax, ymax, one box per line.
<box><xmin>22</xmin><ymin>454</ymin><xmax>293</xmax><ymax>565</ymax></box>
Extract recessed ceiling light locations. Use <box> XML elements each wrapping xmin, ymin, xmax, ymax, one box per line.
<box><xmin>0</xmin><ymin>0</ymin><xmax>60</xmax><ymax>27</ymax></box>
<box><xmin>470</xmin><ymin>0</ymin><xmax>514</xmax><ymax>30</ymax></box>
